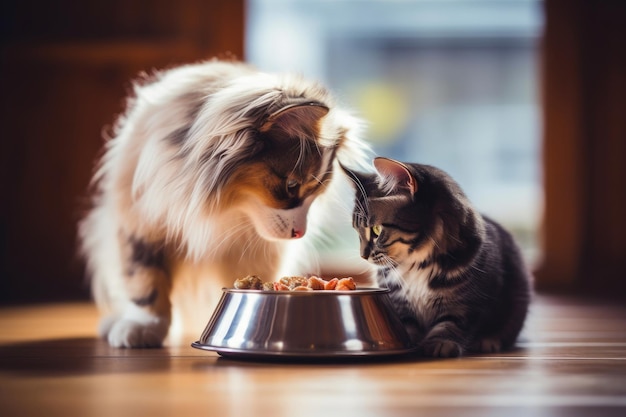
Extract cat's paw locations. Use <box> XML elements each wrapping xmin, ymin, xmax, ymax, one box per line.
<box><xmin>477</xmin><ymin>337</ymin><xmax>502</xmax><ymax>353</ymax></box>
<box><xmin>105</xmin><ymin>318</ymin><xmax>169</xmax><ymax>348</ymax></box>
<box><xmin>422</xmin><ymin>339</ymin><xmax>463</xmax><ymax>358</ymax></box>
<box><xmin>97</xmin><ymin>315</ymin><xmax>119</xmax><ymax>339</ymax></box>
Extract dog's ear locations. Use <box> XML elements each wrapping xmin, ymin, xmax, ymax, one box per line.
<box><xmin>260</xmin><ymin>102</ymin><xmax>329</xmax><ymax>137</ymax></box>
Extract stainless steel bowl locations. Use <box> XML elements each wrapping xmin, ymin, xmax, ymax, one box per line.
<box><xmin>192</xmin><ymin>287</ymin><xmax>416</xmax><ymax>359</ymax></box>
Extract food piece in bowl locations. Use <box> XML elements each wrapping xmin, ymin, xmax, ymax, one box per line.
<box><xmin>234</xmin><ymin>275</ymin><xmax>264</xmax><ymax>290</ymax></box>
<box><xmin>233</xmin><ymin>275</ymin><xmax>356</xmax><ymax>291</ymax></box>
<box><xmin>273</xmin><ymin>282</ymin><xmax>291</xmax><ymax>291</ymax></box>
<box><xmin>324</xmin><ymin>277</ymin><xmax>339</xmax><ymax>290</ymax></box>
<box><xmin>307</xmin><ymin>276</ymin><xmax>327</xmax><ymax>290</ymax></box>
<box><xmin>279</xmin><ymin>276</ymin><xmax>309</xmax><ymax>290</ymax></box>
<box><xmin>335</xmin><ymin>277</ymin><xmax>356</xmax><ymax>291</ymax></box>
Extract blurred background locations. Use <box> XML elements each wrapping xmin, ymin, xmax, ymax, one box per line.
<box><xmin>248</xmin><ymin>0</ymin><xmax>543</xmax><ymax>268</ymax></box>
<box><xmin>1</xmin><ymin>0</ymin><xmax>624</xmax><ymax>304</ymax></box>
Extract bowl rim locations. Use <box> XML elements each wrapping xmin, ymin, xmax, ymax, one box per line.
<box><xmin>221</xmin><ymin>287</ymin><xmax>389</xmax><ymax>295</ymax></box>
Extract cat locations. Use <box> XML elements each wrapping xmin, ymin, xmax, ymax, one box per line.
<box><xmin>343</xmin><ymin>157</ymin><xmax>531</xmax><ymax>357</ymax></box>
<box><xmin>79</xmin><ymin>59</ymin><xmax>370</xmax><ymax>348</ymax></box>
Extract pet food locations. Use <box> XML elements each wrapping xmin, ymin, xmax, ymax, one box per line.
<box><xmin>234</xmin><ymin>275</ymin><xmax>356</xmax><ymax>291</ymax></box>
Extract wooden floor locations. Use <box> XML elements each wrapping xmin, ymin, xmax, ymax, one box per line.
<box><xmin>1</xmin><ymin>294</ymin><xmax>626</xmax><ymax>417</ymax></box>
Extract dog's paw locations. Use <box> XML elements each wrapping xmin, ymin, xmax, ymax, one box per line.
<box><xmin>105</xmin><ymin>318</ymin><xmax>168</xmax><ymax>348</ymax></box>
<box><xmin>422</xmin><ymin>339</ymin><xmax>463</xmax><ymax>358</ymax></box>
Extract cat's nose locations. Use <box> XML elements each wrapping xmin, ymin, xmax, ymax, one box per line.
<box><xmin>291</xmin><ymin>228</ymin><xmax>303</xmax><ymax>239</ymax></box>
<box><xmin>361</xmin><ymin>247</ymin><xmax>371</xmax><ymax>260</ymax></box>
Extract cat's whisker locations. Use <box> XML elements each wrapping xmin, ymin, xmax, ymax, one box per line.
<box><xmin>312</xmin><ymin>137</ymin><xmax>323</xmax><ymax>157</ymax></box>
<box><xmin>311</xmin><ymin>174</ymin><xmax>323</xmax><ymax>186</ymax></box>
<box><xmin>293</xmin><ymin>136</ymin><xmax>312</xmax><ymax>175</ymax></box>
<box><xmin>428</xmin><ymin>235</ymin><xmax>442</xmax><ymax>254</ymax></box>
<box><xmin>212</xmin><ymin>220</ymin><xmax>250</xmax><ymax>247</ymax></box>
<box><xmin>210</xmin><ymin>221</ymin><xmax>253</xmax><ymax>257</ymax></box>
<box><xmin>344</xmin><ymin>174</ymin><xmax>370</xmax><ymax>214</ymax></box>
<box><xmin>238</xmin><ymin>230</ymin><xmax>261</xmax><ymax>262</ymax></box>
<box><xmin>467</xmin><ymin>263</ymin><xmax>487</xmax><ymax>275</ymax></box>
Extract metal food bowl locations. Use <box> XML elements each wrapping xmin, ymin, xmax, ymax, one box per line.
<box><xmin>191</xmin><ymin>287</ymin><xmax>416</xmax><ymax>359</ymax></box>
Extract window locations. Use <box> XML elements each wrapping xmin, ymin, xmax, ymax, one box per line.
<box><xmin>247</xmin><ymin>0</ymin><xmax>544</xmax><ymax>265</ymax></box>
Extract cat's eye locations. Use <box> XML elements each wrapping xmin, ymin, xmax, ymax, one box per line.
<box><xmin>371</xmin><ymin>225</ymin><xmax>382</xmax><ymax>237</ymax></box>
<box><xmin>286</xmin><ymin>178</ymin><xmax>299</xmax><ymax>193</ymax></box>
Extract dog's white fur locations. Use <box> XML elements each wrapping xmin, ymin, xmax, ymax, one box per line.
<box><xmin>79</xmin><ymin>60</ymin><xmax>371</xmax><ymax>347</ymax></box>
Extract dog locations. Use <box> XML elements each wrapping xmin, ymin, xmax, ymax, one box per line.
<box><xmin>79</xmin><ymin>60</ymin><xmax>370</xmax><ymax>347</ymax></box>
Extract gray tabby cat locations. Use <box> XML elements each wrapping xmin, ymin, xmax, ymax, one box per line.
<box><xmin>343</xmin><ymin>157</ymin><xmax>531</xmax><ymax>357</ymax></box>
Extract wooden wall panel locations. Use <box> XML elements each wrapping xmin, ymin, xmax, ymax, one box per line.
<box><xmin>536</xmin><ymin>0</ymin><xmax>626</xmax><ymax>295</ymax></box>
<box><xmin>0</xmin><ymin>0</ymin><xmax>244</xmax><ymax>303</ymax></box>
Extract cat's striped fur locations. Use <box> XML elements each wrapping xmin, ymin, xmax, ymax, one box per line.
<box><xmin>344</xmin><ymin>157</ymin><xmax>531</xmax><ymax>357</ymax></box>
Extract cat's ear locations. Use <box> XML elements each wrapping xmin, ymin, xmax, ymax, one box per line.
<box><xmin>259</xmin><ymin>101</ymin><xmax>329</xmax><ymax>136</ymax></box>
<box><xmin>339</xmin><ymin>163</ymin><xmax>369</xmax><ymax>196</ymax></box>
<box><xmin>373</xmin><ymin>157</ymin><xmax>418</xmax><ymax>195</ymax></box>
